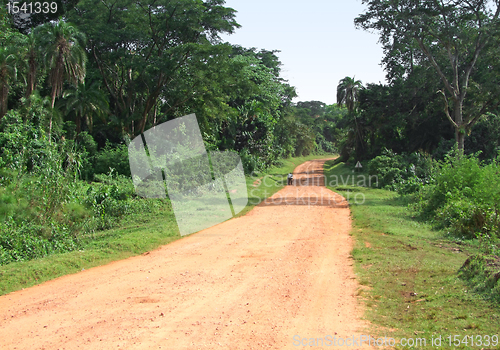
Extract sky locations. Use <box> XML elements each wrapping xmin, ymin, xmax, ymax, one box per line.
<box><xmin>219</xmin><ymin>0</ymin><xmax>387</xmax><ymax>105</ymax></box>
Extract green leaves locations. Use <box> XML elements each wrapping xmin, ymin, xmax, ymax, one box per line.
<box><xmin>35</xmin><ymin>21</ymin><xmax>87</xmax><ymax>108</ymax></box>
<box><xmin>336</xmin><ymin>76</ymin><xmax>363</xmax><ymax>113</ymax></box>
<box><xmin>60</xmin><ymin>82</ymin><xmax>109</xmax><ymax>133</ymax></box>
<box><xmin>0</xmin><ymin>46</ymin><xmax>20</xmax><ymax>119</ymax></box>
<box><xmin>356</xmin><ymin>0</ymin><xmax>500</xmax><ymax>151</ymax></box>
<box><xmin>65</xmin><ymin>0</ymin><xmax>240</xmax><ymax>135</ymax></box>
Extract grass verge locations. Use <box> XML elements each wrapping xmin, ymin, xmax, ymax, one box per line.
<box><xmin>324</xmin><ymin>160</ymin><xmax>500</xmax><ymax>350</ymax></box>
<box><xmin>0</xmin><ymin>154</ymin><xmax>333</xmax><ymax>296</ymax></box>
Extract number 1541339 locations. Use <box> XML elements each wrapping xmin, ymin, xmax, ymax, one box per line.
<box><xmin>7</xmin><ymin>2</ymin><xmax>58</xmax><ymax>14</ymax></box>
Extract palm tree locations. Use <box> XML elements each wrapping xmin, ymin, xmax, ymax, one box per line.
<box><xmin>0</xmin><ymin>47</ymin><xmax>18</xmax><ymax>120</ymax></box>
<box><xmin>24</xmin><ymin>31</ymin><xmax>40</xmax><ymax>98</ymax></box>
<box><xmin>336</xmin><ymin>76</ymin><xmax>363</xmax><ymax>113</ymax></box>
<box><xmin>37</xmin><ymin>21</ymin><xmax>87</xmax><ymax>137</ymax></box>
<box><xmin>336</xmin><ymin>76</ymin><xmax>365</xmax><ymax>159</ymax></box>
<box><xmin>61</xmin><ymin>82</ymin><xmax>109</xmax><ymax>134</ymax></box>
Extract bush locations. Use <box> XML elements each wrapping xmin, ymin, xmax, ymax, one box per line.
<box><xmin>367</xmin><ymin>149</ymin><xmax>434</xmax><ymax>193</ymax></box>
<box><xmin>82</xmin><ymin>172</ymin><xmax>136</xmax><ymax>229</ymax></box>
<box><xmin>418</xmin><ymin>149</ymin><xmax>500</xmax><ymax>239</ymax></box>
<box><xmin>240</xmin><ymin>148</ymin><xmax>263</xmax><ymax>174</ymax></box>
<box><xmin>0</xmin><ymin>112</ymin><xmax>91</xmax><ymax>264</ymax></box>
<box><xmin>436</xmin><ymin>200</ymin><xmax>497</xmax><ymax>240</ymax></box>
<box><xmin>0</xmin><ymin>110</ymin><xmax>171</xmax><ymax>266</ymax></box>
<box><xmin>315</xmin><ymin>133</ymin><xmax>337</xmax><ymax>154</ymax></box>
<box><xmin>0</xmin><ymin>217</ymin><xmax>80</xmax><ymax>265</ymax></box>
<box><xmin>75</xmin><ymin>131</ymin><xmax>98</xmax><ymax>180</ymax></box>
<box><xmin>94</xmin><ymin>143</ymin><xmax>131</xmax><ymax>177</ymax></box>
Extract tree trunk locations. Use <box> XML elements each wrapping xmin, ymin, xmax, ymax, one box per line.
<box><xmin>153</xmin><ymin>103</ymin><xmax>157</xmax><ymax>127</ymax></box>
<box><xmin>454</xmin><ymin>99</ymin><xmax>464</xmax><ymax>153</ymax></box>
<box><xmin>76</xmin><ymin>114</ymin><xmax>81</xmax><ymax>134</ymax></box>
<box><xmin>456</xmin><ymin>128</ymin><xmax>465</xmax><ymax>153</ymax></box>
<box><xmin>48</xmin><ymin>89</ymin><xmax>56</xmax><ymax>141</ymax></box>
<box><xmin>0</xmin><ymin>85</ymin><xmax>8</xmax><ymax>120</ymax></box>
<box><xmin>26</xmin><ymin>55</ymin><xmax>36</xmax><ymax>98</ymax></box>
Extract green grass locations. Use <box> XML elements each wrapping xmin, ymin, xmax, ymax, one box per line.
<box><xmin>0</xmin><ymin>154</ymin><xmax>334</xmax><ymax>296</ymax></box>
<box><xmin>324</xmin><ymin>160</ymin><xmax>500</xmax><ymax>350</ymax></box>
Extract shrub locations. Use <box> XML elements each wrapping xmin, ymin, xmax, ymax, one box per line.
<box><xmin>436</xmin><ymin>200</ymin><xmax>497</xmax><ymax>240</ymax></box>
<box><xmin>0</xmin><ymin>218</ymin><xmax>80</xmax><ymax>265</ymax></box>
<box><xmin>315</xmin><ymin>133</ymin><xmax>337</xmax><ymax>154</ymax></box>
<box><xmin>367</xmin><ymin>149</ymin><xmax>434</xmax><ymax>193</ymax></box>
<box><xmin>418</xmin><ymin>149</ymin><xmax>500</xmax><ymax>239</ymax></box>
<box><xmin>240</xmin><ymin>148</ymin><xmax>262</xmax><ymax>174</ymax></box>
<box><xmin>94</xmin><ymin>143</ymin><xmax>131</xmax><ymax>177</ymax></box>
<box><xmin>0</xmin><ymin>111</ymin><xmax>170</xmax><ymax>266</ymax></box>
<box><xmin>75</xmin><ymin>131</ymin><xmax>98</xmax><ymax>180</ymax></box>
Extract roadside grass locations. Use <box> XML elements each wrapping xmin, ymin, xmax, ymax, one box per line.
<box><xmin>324</xmin><ymin>160</ymin><xmax>500</xmax><ymax>350</ymax></box>
<box><xmin>0</xmin><ymin>154</ymin><xmax>333</xmax><ymax>296</ymax></box>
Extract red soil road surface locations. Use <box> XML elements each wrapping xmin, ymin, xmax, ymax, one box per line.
<box><xmin>0</xmin><ymin>159</ymin><xmax>375</xmax><ymax>349</ymax></box>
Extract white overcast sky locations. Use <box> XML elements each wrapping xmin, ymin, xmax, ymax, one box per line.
<box><xmin>219</xmin><ymin>0</ymin><xmax>387</xmax><ymax>105</ymax></box>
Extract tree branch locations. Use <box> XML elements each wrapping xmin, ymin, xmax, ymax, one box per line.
<box><xmin>466</xmin><ymin>99</ymin><xmax>500</xmax><ymax>129</ymax></box>
<box><xmin>92</xmin><ymin>45</ymin><xmax>115</xmax><ymax>101</ymax></box>
<box><xmin>437</xmin><ymin>90</ymin><xmax>459</xmax><ymax>128</ymax></box>
<box><xmin>415</xmin><ymin>37</ymin><xmax>457</xmax><ymax>99</ymax></box>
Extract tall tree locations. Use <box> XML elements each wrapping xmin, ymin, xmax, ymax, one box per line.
<box><xmin>336</xmin><ymin>76</ymin><xmax>363</xmax><ymax>113</ymax></box>
<box><xmin>23</xmin><ymin>31</ymin><xmax>39</xmax><ymax>98</ymax></box>
<box><xmin>66</xmin><ymin>0</ymin><xmax>239</xmax><ymax>136</ymax></box>
<box><xmin>38</xmin><ymin>21</ymin><xmax>87</xmax><ymax>109</ymax></box>
<box><xmin>37</xmin><ymin>21</ymin><xmax>87</xmax><ymax>137</ymax></box>
<box><xmin>0</xmin><ymin>47</ymin><xmax>18</xmax><ymax>120</ymax></box>
<box><xmin>355</xmin><ymin>0</ymin><xmax>500</xmax><ymax>152</ymax></box>
<box><xmin>337</xmin><ymin>77</ymin><xmax>365</xmax><ymax>159</ymax></box>
<box><xmin>0</xmin><ymin>7</ymin><xmax>23</xmax><ymax>120</ymax></box>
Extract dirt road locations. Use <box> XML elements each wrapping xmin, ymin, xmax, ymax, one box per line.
<box><xmin>0</xmin><ymin>159</ymin><xmax>374</xmax><ymax>349</ymax></box>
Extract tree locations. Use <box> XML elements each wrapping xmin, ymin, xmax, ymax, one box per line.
<box><xmin>37</xmin><ymin>21</ymin><xmax>87</xmax><ymax>137</ymax></box>
<box><xmin>66</xmin><ymin>0</ymin><xmax>240</xmax><ymax>136</ymax></box>
<box><xmin>355</xmin><ymin>0</ymin><xmax>500</xmax><ymax>152</ymax></box>
<box><xmin>336</xmin><ymin>76</ymin><xmax>363</xmax><ymax>113</ymax></box>
<box><xmin>337</xmin><ymin>77</ymin><xmax>365</xmax><ymax>159</ymax></box>
<box><xmin>295</xmin><ymin>101</ymin><xmax>326</xmax><ymax>119</ymax></box>
<box><xmin>23</xmin><ymin>31</ymin><xmax>39</xmax><ymax>98</ymax></box>
<box><xmin>0</xmin><ymin>9</ymin><xmax>23</xmax><ymax>120</ymax></box>
<box><xmin>38</xmin><ymin>21</ymin><xmax>87</xmax><ymax>109</ymax></box>
<box><xmin>228</xmin><ymin>53</ymin><xmax>293</xmax><ymax>116</ymax></box>
<box><xmin>60</xmin><ymin>82</ymin><xmax>109</xmax><ymax>134</ymax></box>
<box><xmin>0</xmin><ymin>5</ymin><xmax>13</xmax><ymax>43</ymax></box>
<box><xmin>0</xmin><ymin>47</ymin><xmax>18</xmax><ymax>120</ymax></box>
<box><xmin>214</xmin><ymin>50</ymin><xmax>296</xmax><ymax>166</ymax></box>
